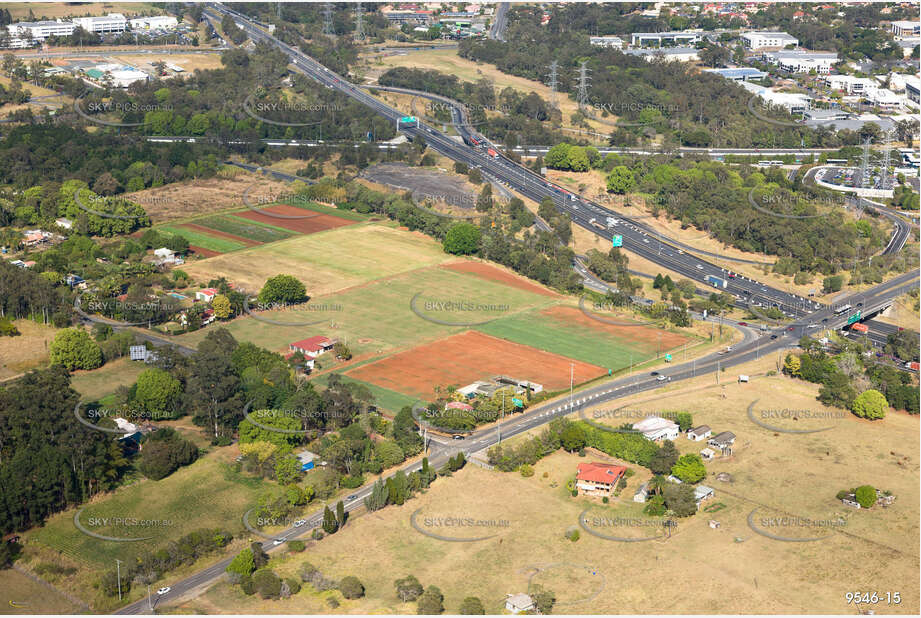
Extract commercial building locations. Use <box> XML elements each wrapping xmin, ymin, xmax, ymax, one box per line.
<box><xmin>905</xmin><ymin>76</ymin><xmax>920</xmax><ymax>104</ymax></box>
<box><xmin>741</xmin><ymin>81</ymin><xmax>811</xmax><ymax>114</ymax></box>
<box><xmin>129</xmin><ymin>15</ymin><xmax>179</xmax><ymax>30</ymax></box>
<box><xmin>824</xmin><ymin>74</ymin><xmax>875</xmax><ymax>94</ymax></box>
<box><xmin>863</xmin><ymin>87</ymin><xmax>901</xmax><ymax>111</ymax></box>
<box><xmin>625</xmin><ymin>46</ymin><xmax>700</xmax><ymax>62</ymax></box>
<box><xmin>704</xmin><ymin>67</ymin><xmax>767</xmax><ymax>82</ymax></box>
<box><xmin>763</xmin><ymin>50</ymin><xmax>838</xmax><ymax>73</ymax></box>
<box><xmin>590</xmin><ymin>35</ymin><xmax>624</xmax><ymax>49</ymax></box>
<box><xmin>632</xmin><ymin>416</ymin><xmax>680</xmax><ymax>441</ymax></box>
<box><xmin>890</xmin><ymin>20</ymin><xmax>920</xmax><ymax>38</ymax></box>
<box><xmin>741</xmin><ymin>31</ymin><xmax>798</xmax><ymax>50</ymax></box>
<box><xmin>73</xmin><ymin>13</ymin><xmax>127</xmax><ymax>34</ymax></box>
<box><xmin>7</xmin><ymin>19</ymin><xmax>75</xmax><ymax>41</ymax></box>
<box><xmin>630</xmin><ymin>30</ymin><xmax>702</xmax><ymax>47</ymax></box>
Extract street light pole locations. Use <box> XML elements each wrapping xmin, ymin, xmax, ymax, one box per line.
<box><xmin>115</xmin><ymin>559</ymin><xmax>123</xmax><ymax>601</ymax></box>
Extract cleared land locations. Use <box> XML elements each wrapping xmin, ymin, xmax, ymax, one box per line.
<box><xmin>179</xmin><ymin>224</ymin><xmax>451</xmax><ymax>295</ymax></box>
<box><xmin>194</xmin><ymin>214</ymin><xmax>295</xmax><ymax>244</ymax></box>
<box><xmin>4</xmin><ymin>2</ymin><xmax>162</xmax><ymax>19</ymax></box>
<box><xmin>0</xmin><ymin>320</ymin><xmax>58</xmax><ymax>380</ymax></box>
<box><xmin>181</xmin><ymin>222</ymin><xmax>262</xmax><ymax>247</ymax></box>
<box><xmin>159</xmin><ymin>224</ymin><xmax>248</xmax><ymax>253</ymax></box>
<box><xmin>0</xmin><ymin>568</ymin><xmax>82</xmax><ymax>615</ymax></box>
<box><xmin>70</xmin><ymin>357</ymin><xmax>147</xmax><ymax>401</ymax></box>
<box><xmin>108</xmin><ymin>52</ymin><xmax>224</xmax><ymax>73</ymax></box>
<box><xmin>347</xmin><ymin>330</ymin><xmax>606</xmax><ymax>400</ymax></box>
<box><xmin>441</xmin><ymin>261</ymin><xmax>561</xmax><ymax>297</ymax></box>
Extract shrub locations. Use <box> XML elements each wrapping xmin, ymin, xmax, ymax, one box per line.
<box><xmin>253</xmin><ymin>568</ymin><xmax>282</xmax><ymax>599</ymax></box>
<box><xmin>459</xmin><ymin>596</ymin><xmax>485</xmax><ymax>614</ymax></box>
<box><xmin>519</xmin><ymin>464</ymin><xmax>534</xmax><ymax>477</ymax></box>
<box><xmin>851</xmin><ymin>389</ymin><xmax>888</xmax><ymax>420</ymax></box>
<box><xmin>285</xmin><ymin>578</ymin><xmax>302</xmax><ymax>595</ymax></box>
<box><xmin>339</xmin><ymin>575</ymin><xmax>365</xmax><ymax>599</ymax></box>
<box><xmin>602</xmin><ymin>496</ymin><xmax>609</xmax><ymax>504</ymax></box>
<box><xmin>288</xmin><ymin>540</ymin><xmax>305</xmax><ymax>552</ymax></box>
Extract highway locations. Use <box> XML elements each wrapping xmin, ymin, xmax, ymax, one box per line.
<box><xmin>489</xmin><ymin>3</ymin><xmax>510</xmax><ymax>41</ymax></box>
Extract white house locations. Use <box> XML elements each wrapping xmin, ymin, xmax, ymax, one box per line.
<box><xmin>694</xmin><ymin>485</ymin><xmax>715</xmax><ymax>506</ymax></box>
<box><xmin>195</xmin><ymin>288</ymin><xmax>218</xmax><ymax>302</ymax></box>
<box><xmin>505</xmin><ymin>593</ymin><xmax>535</xmax><ymax>614</ymax></box>
<box><xmin>687</xmin><ymin>425</ymin><xmax>712</xmax><ymax>441</ymax></box>
<box><xmin>700</xmin><ymin>447</ymin><xmax>716</xmax><ymax>461</ymax></box>
<box><xmin>630</xmin><ymin>30</ymin><xmax>702</xmax><ymax>47</ymax></box>
<box><xmin>634</xmin><ymin>482</ymin><xmax>649</xmax><ymax>503</ymax></box>
<box><xmin>742</xmin><ymin>31</ymin><xmax>798</xmax><ymax>50</ymax></box>
<box><xmin>632</xmin><ymin>416</ymin><xmax>679</xmax><ymax>441</ymax></box>
<box><xmin>153</xmin><ymin>247</ymin><xmax>180</xmax><ymax>264</ymax></box>
<box><xmin>708</xmin><ymin>431</ymin><xmax>736</xmax><ymax>450</ymax></box>
<box><xmin>740</xmin><ymin>82</ymin><xmax>811</xmax><ymax>114</ymax></box>
<box><xmin>72</xmin><ymin>13</ymin><xmax>127</xmax><ymax>34</ymax></box>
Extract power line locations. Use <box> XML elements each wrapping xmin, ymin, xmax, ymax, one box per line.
<box><xmin>323</xmin><ymin>2</ymin><xmax>334</xmax><ymax>36</ymax></box>
<box><xmin>353</xmin><ymin>2</ymin><xmax>365</xmax><ymax>41</ymax></box>
<box><xmin>575</xmin><ymin>60</ymin><xmax>591</xmax><ymax>111</ymax></box>
<box><xmin>546</xmin><ymin>60</ymin><xmax>559</xmax><ymax>109</ymax></box>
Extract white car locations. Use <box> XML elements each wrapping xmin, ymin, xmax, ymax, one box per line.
<box><xmin>656</xmin><ymin>375</ymin><xmax>668</xmax><ymax>382</ymax></box>
<box><xmin>696</xmin><ymin>264</ymin><xmax>704</xmax><ymax>270</ymax></box>
<box><xmin>293</xmin><ymin>520</ymin><xmax>306</xmax><ymax>527</ymax></box>
<box><xmin>272</xmin><ymin>538</ymin><xmax>286</xmax><ymax>546</ymax></box>
<box><xmin>157</xmin><ymin>587</ymin><xmax>171</xmax><ymax>595</ymax></box>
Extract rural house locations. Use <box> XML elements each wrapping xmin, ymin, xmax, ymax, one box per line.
<box><xmin>634</xmin><ymin>482</ymin><xmax>649</xmax><ymax>503</ymax></box>
<box><xmin>687</xmin><ymin>425</ymin><xmax>711</xmax><ymax>441</ymax></box>
<box><xmin>575</xmin><ymin>462</ymin><xmax>627</xmax><ymax>497</ymax></box>
<box><xmin>708</xmin><ymin>431</ymin><xmax>736</xmax><ymax>450</ymax></box>
<box><xmin>195</xmin><ymin>288</ymin><xmax>218</xmax><ymax>302</ymax></box>
<box><xmin>505</xmin><ymin>593</ymin><xmax>535</xmax><ymax>614</ymax></box>
<box><xmin>289</xmin><ymin>335</ymin><xmax>335</xmax><ymax>358</ymax></box>
<box><xmin>694</xmin><ymin>485</ymin><xmax>715</xmax><ymax>508</ymax></box>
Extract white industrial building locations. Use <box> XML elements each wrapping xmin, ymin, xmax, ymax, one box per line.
<box><xmin>129</xmin><ymin>15</ymin><xmax>179</xmax><ymax>30</ymax></box>
<box><xmin>73</xmin><ymin>13</ymin><xmax>127</xmax><ymax>34</ymax></box>
<box><xmin>626</xmin><ymin>46</ymin><xmax>700</xmax><ymax>62</ymax></box>
<box><xmin>741</xmin><ymin>31</ymin><xmax>798</xmax><ymax>50</ymax></box>
<box><xmin>7</xmin><ymin>19</ymin><xmax>76</xmax><ymax>41</ymax></box>
<box><xmin>863</xmin><ymin>87</ymin><xmax>901</xmax><ymax>111</ymax></box>
<box><xmin>824</xmin><ymin>75</ymin><xmax>875</xmax><ymax>95</ymax></box>
<box><xmin>890</xmin><ymin>20</ymin><xmax>920</xmax><ymax>38</ymax></box>
<box><xmin>590</xmin><ymin>35</ymin><xmax>624</xmax><ymax>48</ymax></box>
<box><xmin>630</xmin><ymin>30</ymin><xmax>702</xmax><ymax>47</ymax></box>
<box><xmin>763</xmin><ymin>50</ymin><xmax>838</xmax><ymax>74</ymax></box>
<box><xmin>741</xmin><ymin>81</ymin><xmax>811</xmax><ymax>114</ymax></box>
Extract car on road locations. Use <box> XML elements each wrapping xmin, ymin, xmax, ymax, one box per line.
<box><xmin>347</xmin><ymin>494</ymin><xmax>358</xmax><ymax>501</ymax></box>
<box><xmin>650</xmin><ymin>371</ymin><xmax>659</xmax><ymax>376</ymax></box>
<box><xmin>696</xmin><ymin>264</ymin><xmax>703</xmax><ymax>270</ymax></box>
<box><xmin>656</xmin><ymin>375</ymin><xmax>669</xmax><ymax>382</ymax></box>
<box><xmin>770</xmin><ymin>334</ymin><xmax>778</xmax><ymax>339</ymax></box>
<box><xmin>738</xmin><ymin>322</ymin><xmax>748</xmax><ymax>326</ymax></box>
<box><xmin>452</xmin><ymin>434</ymin><xmax>465</xmax><ymax>440</ymax></box>
<box><xmin>293</xmin><ymin>520</ymin><xmax>306</xmax><ymax>527</ymax></box>
<box><xmin>786</xmin><ymin>326</ymin><xmax>795</xmax><ymax>332</ymax></box>
<box><xmin>272</xmin><ymin>538</ymin><xmax>286</xmax><ymax>546</ymax></box>
<box><xmin>157</xmin><ymin>587</ymin><xmax>171</xmax><ymax>595</ymax></box>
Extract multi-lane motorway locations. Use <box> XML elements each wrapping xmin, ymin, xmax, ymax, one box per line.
<box><xmin>111</xmin><ymin>6</ymin><xmax>918</xmax><ymax>613</ymax></box>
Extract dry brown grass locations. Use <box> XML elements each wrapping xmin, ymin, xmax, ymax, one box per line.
<box><xmin>0</xmin><ymin>319</ymin><xmax>58</xmax><ymax>381</ymax></box>
<box><xmin>3</xmin><ymin>2</ymin><xmax>162</xmax><ymax>20</ymax></box>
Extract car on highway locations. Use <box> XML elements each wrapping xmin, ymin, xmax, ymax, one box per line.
<box><xmin>650</xmin><ymin>371</ymin><xmax>659</xmax><ymax>376</ymax></box>
<box><xmin>656</xmin><ymin>375</ymin><xmax>669</xmax><ymax>382</ymax></box>
<box><xmin>696</xmin><ymin>264</ymin><xmax>703</xmax><ymax>270</ymax></box>
<box><xmin>157</xmin><ymin>587</ymin><xmax>171</xmax><ymax>595</ymax></box>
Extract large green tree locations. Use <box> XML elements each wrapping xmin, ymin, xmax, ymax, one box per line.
<box><xmin>442</xmin><ymin>222</ymin><xmax>481</xmax><ymax>255</ymax></box>
<box><xmin>134</xmin><ymin>368</ymin><xmax>182</xmax><ymax>419</ymax></box>
<box><xmin>49</xmin><ymin>328</ymin><xmax>103</xmax><ymax>370</ymax></box>
<box><xmin>851</xmin><ymin>389</ymin><xmax>887</xmax><ymax>420</ymax></box>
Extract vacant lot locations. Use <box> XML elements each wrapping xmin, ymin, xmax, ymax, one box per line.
<box><xmin>109</xmin><ymin>52</ymin><xmax>224</xmax><ymax>73</ymax></box>
<box><xmin>179</xmin><ymin>224</ymin><xmax>451</xmax><ymax>295</ymax></box>
<box><xmin>123</xmin><ymin>173</ymin><xmax>291</xmax><ymax>224</ymax></box>
<box><xmin>0</xmin><ymin>568</ymin><xmax>82</xmax><ymax>615</ymax></box>
<box><xmin>348</xmin><ymin>330</ymin><xmax>606</xmax><ymax>400</ymax></box>
<box><xmin>194</xmin><ymin>215</ymin><xmax>294</xmax><ymax>244</ymax></box>
<box><xmin>4</xmin><ymin>2</ymin><xmax>162</xmax><ymax>19</ymax></box>
<box><xmin>441</xmin><ymin>261</ymin><xmax>561</xmax><ymax>297</ymax></box>
<box><xmin>70</xmin><ymin>357</ymin><xmax>147</xmax><ymax>401</ymax></box>
<box><xmin>0</xmin><ymin>319</ymin><xmax>58</xmax><ymax>380</ymax></box>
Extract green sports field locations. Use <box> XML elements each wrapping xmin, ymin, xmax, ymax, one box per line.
<box><xmin>158</xmin><ymin>225</ymin><xmax>248</xmax><ymax>253</ymax></box>
<box><xmin>195</xmin><ymin>214</ymin><xmax>294</xmax><ymax>243</ymax></box>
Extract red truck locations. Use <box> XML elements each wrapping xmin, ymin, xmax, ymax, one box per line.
<box><xmin>850</xmin><ymin>323</ymin><xmax>869</xmax><ymax>334</ymax></box>
<box><xmin>906</xmin><ymin>361</ymin><xmax>920</xmax><ymax>372</ymax></box>
<box><xmin>487</xmin><ymin>148</ymin><xmax>499</xmax><ymax>158</ymax></box>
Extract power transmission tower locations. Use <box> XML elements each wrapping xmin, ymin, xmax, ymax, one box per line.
<box><xmin>546</xmin><ymin>61</ymin><xmax>559</xmax><ymax>109</ymax></box>
<box><xmin>859</xmin><ymin>138</ymin><xmax>871</xmax><ymax>189</ymax></box>
<box><xmin>353</xmin><ymin>2</ymin><xmax>365</xmax><ymax>41</ymax></box>
<box><xmin>575</xmin><ymin>60</ymin><xmax>591</xmax><ymax>111</ymax></box>
<box><xmin>323</xmin><ymin>2</ymin><xmax>335</xmax><ymax>36</ymax></box>
<box><xmin>880</xmin><ymin>128</ymin><xmax>894</xmax><ymax>190</ymax></box>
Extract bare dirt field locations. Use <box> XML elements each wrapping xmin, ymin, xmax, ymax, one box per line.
<box><xmin>123</xmin><ymin>174</ymin><xmax>292</xmax><ymax>224</ymax></box>
<box><xmin>441</xmin><ymin>261</ymin><xmax>561</xmax><ymax>298</ymax></box>
<box><xmin>346</xmin><ymin>330</ymin><xmax>606</xmax><ymax>400</ymax></box>
<box><xmin>233</xmin><ymin>205</ymin><xmax>356</xmax><ymax>235</ymax></box>
<box><xmin>188</xmin><ymin>245</ymin><xmax>222</xmax><ymax>258</ymax></box>
<box><xmin>360</xmin><ymin>162</ymin><xmax>479</xmax><ymax>209</ymax></box>
<box><xmin>0</xmin><ymin>320</ymin><xmax>58</xmax><ymax>380</ymax></box>
<box><xmin>108</xmin><ymin>52</ymin><xmax>224</xmax><ymax>73</ymax></box>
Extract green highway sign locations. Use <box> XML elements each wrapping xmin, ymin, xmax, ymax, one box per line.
<box><xmin>512</xmin><ymin>397</ymin><xmax>524</xmax><ymax>408</ymax></box>
<box><xmin>399</xmin><ymin>116</ymin><xmax>417</xmax><ymax>123</ymax></box>
<box><xmin>665</xmin><ymin>354</ymin><xmax>672</xmax><ymax>362</ymax></box>
<box><xmin>612</xmin><ymin>235</ymin><xmax>623</xmax><ymax>247</ymax></box>
<box><xmin>846</xmin><ymin>310</ymin><xmax>861</xmax><ymax>325</ymax></box>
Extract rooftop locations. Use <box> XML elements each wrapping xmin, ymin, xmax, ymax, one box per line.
<box><xmin>577</xmin><ymin>462</ymin><xmax>627</xmax><ymax>485</ymax></box>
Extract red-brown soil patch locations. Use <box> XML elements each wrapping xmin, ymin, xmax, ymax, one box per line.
<box><xmin>188</xmin><ymin>245</ymin><xmax>222</xmax><ymax>257</ymax></box>
<box><xmin>346</xmin><ymin>330</ymin><xmax>605</xmax><ymax>400</ymax></box>
<box><xmin>180</xmin><ymin>223</ymin><xmax>261</xmax><ymax>246</ymax></box>
<box><xmin>441</xmin><ymin>261</ymin><xmax>561</xmax><ymax>298</ymax></box>
<box><xmin>540</xmin><ymin>305</ymin><xmax>691</xmax><ymax>351</ymax></box>
<box><xmin>233</xmin><ymin>205</ymin><xmax>355</xmax><ymax>234</ymax></box>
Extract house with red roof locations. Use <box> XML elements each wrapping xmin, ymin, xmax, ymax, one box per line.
<box><xmin>576</xmin><ymin>462</ymin><xmax>627</xmax><ymax>497</ymax></box>
<box><xmin>195</xmin><ymin>288</ymin><xmax>218</xmax><ymax>302</ymax></box>
<box><xmin>289</xmin><ymin>335</ymin><xmax>334</xmax><ymax>358</ymax></box>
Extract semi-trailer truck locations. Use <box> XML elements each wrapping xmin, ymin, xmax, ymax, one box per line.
<box><xmin>487</xmin><ymin>148</ymin><xmax>499</xmax><ymax>158</ymax></box>
<box><xmin>850</xmin><ymin>323</ymin><xmax>869</xmax><ymax>334</ymax></box>
<box><xmin>704</xmin><ymin>275</ymin><xmax>728</xmax><ymax>289</ymax></box>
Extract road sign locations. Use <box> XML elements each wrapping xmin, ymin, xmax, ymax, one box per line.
<box><xmin>846</xmin><ymin>310</ymin><xmax>861</xmax><ymax>325</ymax></box>
<box><xmin>665</xmin><ymin>354</ymin><xmax>672</xmax><ymax>362</ymax></box>
<box><xmin>612</xmin><ymin>235</ymin><xmax>623</xmax><ymax>247</ymax></box>
<box><xmin>511</xmin><ymin>397</ymin><xmax>524</xmax><ymax>408</ymax></box>
<box><xmin>399</xmin><ymin>116</ymin><xmax>417</xmax><ymax>123</ymax></box>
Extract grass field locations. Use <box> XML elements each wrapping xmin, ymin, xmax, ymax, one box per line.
<box><xmin>4</xmin><ymin>2</ymin><xmax>162</xmax><ymax>19</ymax></box>
<box><xmin>0</xmin><ymin>319</ymin><xmax>58</xmax><ymax>380</ymax></box>
<box><xmin>0</xmin><ymin>568</ymin><xmax>82</xmax><ymax>615</ymax></box>
<box><xmin>173</xmin><ymin>258</ymin><xmax>557</xmax><ymax>361</ymax></box>
<box><xmin>70</xmin><ymin>357</ymin><xmax>146</xmax><ymax>401</ymax></box>
<box><xmin>312</xmin><ymin>373</ymin><xmax>417</xmax><ymax>414</ymax></box>
<box><xmin>159</xmin><ymin>224</ymin><xmax>248</xmax><ymax>253</ymax></box>
<box><xmin>171</xmin><ymin>354</ymin><xmax>919</xmax><ymax>615</ymax></box>
<box><xmin>179</xmin><ymin>224</ymin><xmax>453</xmax><ymax>295</ymax></box>
<box><xmin>476</xmin><ymin>305</ymin><xmax>692</xmax><ymax>372</ymax></box>
<box><xmin>195</xmin><ymin>214</ymin><xmax>294</xmax><ymax>243</ymax></box>
<box><xmin>28</xmin><ymin>451</ymin><xmax>267</xmax><ymax>571</ymax></box>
